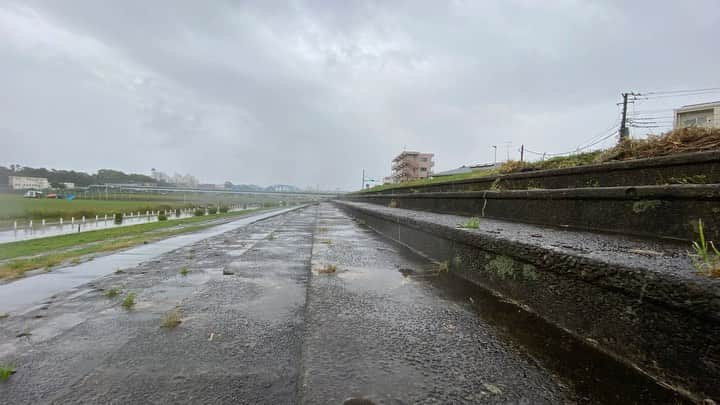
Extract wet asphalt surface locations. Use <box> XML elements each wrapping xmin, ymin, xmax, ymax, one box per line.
<box><xmin>0</xmin><ymin>203</ymin><xmax>652</xmax><ymax>404</ymax></box>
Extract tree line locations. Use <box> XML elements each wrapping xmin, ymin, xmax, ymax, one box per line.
<box><xmin>0</xmin><ymin>165</ymin><xmax>164</xmax><ymax>187</ymax></box>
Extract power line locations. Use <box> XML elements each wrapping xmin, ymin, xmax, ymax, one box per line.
<box><xmin>644</xmin><ymin>87</ymin><xmax>720</xmax><ymax>95</ymax></box>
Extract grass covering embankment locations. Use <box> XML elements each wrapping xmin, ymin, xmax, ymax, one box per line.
<box><xmin>0</xmin><ymin>208</ymin><xmax>264</xmax><ymax>280</ymax></box>
<box><xmin>362</xmin><ymin>127</ymin><xmax>720</xmax><ymax>193</ymax></box>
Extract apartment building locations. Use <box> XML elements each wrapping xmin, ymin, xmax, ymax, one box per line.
<box><xmin>390</xmin><ymin>151</ymin><xmax>434</xmax><ymax>183</ymax></box>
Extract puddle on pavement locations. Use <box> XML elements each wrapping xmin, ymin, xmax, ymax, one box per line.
<box><xmin>420</xmin><ymin>270</ymin><xmax>689</xmax><ymax>404</ymax></box>
<box><xmin>0</xmin><ymin>207</ymin><xmax>300</xmax><ymax>314</ymax></box>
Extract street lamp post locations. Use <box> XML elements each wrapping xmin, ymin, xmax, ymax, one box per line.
<box><xmin>492</xmin><ymin>145</ymin><xmax>497</xmax><ymax>165</ymax></box>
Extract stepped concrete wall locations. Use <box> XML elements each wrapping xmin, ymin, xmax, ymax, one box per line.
<box><xmin>346</xmin><ymin>185</ymin><xmax>720</xmax><ymax>242</ymax></box>
<box><xmin>337</xmin><ymin>200</ymin><xmax>720</xmax><ymax>402</ymax></box>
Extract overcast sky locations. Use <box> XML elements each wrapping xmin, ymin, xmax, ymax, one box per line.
<box><xmin>1</xmin><ymin>1</ymin><xmax>718</xmax><ymax>190</ymax></box>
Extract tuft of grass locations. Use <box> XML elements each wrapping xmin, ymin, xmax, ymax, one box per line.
<box><xmin>460</xmin><ymin>217</ymin><xmax>481</xmax><ymax>229</ymax></box>
<box><xmin>691</xmin><ymin>219</ymin><xmax>720</xmax><ymax>278</ymax></box>
<box><xmin>318</xmin><ymin>264</ymin><xmax>337</xmax><ymax>274</ymax></box>
<box><xmin>179</xmin><ymin>266</ymin><xmax>189</xmax><ymax>276</ymax></box>
<box><xmin>115</xmin><ymin>268</ymin><xmax>125</xmax><ymax>274</ymax></box>
<box><xmin>388</xmin><ymin>200</ymin><xmax>398</xmax><ymax>208</ymax></box>
<box><xmin>161</xmin><ymin>309</ymin><xmax>182</xmax><ymax>328</ymax></box>
<box><xmin>0</xmin><ymin>364</ymin><xmax>16</xmax><ymax>381</ymax></box>
<box><xmin>105</xmin><ymin>287</ymin><xmax>122</xmax><ymax>298</ymax></box>
<box><xmin>121</xmin><ymin>292</ymin><xmax>136</xmax><ymax>309</ymax></box>
<box><xmin>0</xmin><ymin>313</ymin><xmax>9</xmax><ymax>319</ymax></box>
<box><xmin>266</xmin><ymin>233</ymin><xmax>276</xmax><ymax>240</ymax></box>
<box><xmin>321</xmin><ymin>239</ymin><xmax>332</xmax><ymax>245</ymax></box>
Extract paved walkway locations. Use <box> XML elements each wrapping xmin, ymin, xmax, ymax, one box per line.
<box><xmin>0</xmin><ymin>203</ymin><xmax>676</xmax><ymax>404</ymax></box>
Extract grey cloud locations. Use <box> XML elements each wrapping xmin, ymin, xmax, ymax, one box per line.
<box><xmin>1</xmin><ymin>0</ymin><xmax>718</xmax><ymax>189</ymax></box>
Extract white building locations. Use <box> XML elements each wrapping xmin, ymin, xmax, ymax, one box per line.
<box><xmin>61</xmin><ymin>182</ymin><xmax>75</xmax><ymax>189</ymax></box>
<box><xmin>9</xmin><ymin>176</ymin><xmax>50</xmax><ymax>190</ymax></box>
<box><xmin>674</xmin><ymin>101</ymin><xmax>720</xmax><ymax>129</ymax></box>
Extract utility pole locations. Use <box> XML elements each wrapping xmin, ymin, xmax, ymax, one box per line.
<box><xmin>619</xmin><ymin>92</ymin><xmax>639</xmax><ymax>140</ymax></box>
<box><xmin>520</xmin><ymin>144</ymin><xmax>524</xmax><ymax>162</ymax></box>
<box><xmin>492</xmin><ymin>145</ymin><xmax>497</xmax><ymax>165</ymax></box>
<box><xmin>361</xmin><ymin>169</ymin><xmax>365</xmax><ymax>190</ymax></box>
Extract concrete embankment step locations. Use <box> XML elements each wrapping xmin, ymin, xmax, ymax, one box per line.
<box><xmin>346</xmin><ymin>184</ymin><xmax>720</xmax><ymax>242</ymax></box>
<box><xmin>335</xmin><ymin>200</ymin><xmax>720</xmax><ymax>402</ymax></box>
<box><xmin>368</xmin><ymin>150</ymin><xmax>720</xmax><ymax>194</ymax></box>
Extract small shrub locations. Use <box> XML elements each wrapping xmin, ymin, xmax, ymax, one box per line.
<box><xmin>318</xmin><ymin>264</ymin><xmax>337</xmax><ymax>274</ymax></box>
<box><xmin>121</xmin><ymin>293</ymin><xmax>136</xmax><ymax>309</ymax></box>
<box><xmin>105</xmin><ymin>287</ymin><xmax>122</xmax><ymax>298</ymax></box>
<box><xmin>460</xmin><ymin>217</ymin><xmax>481</xmax><ymax>229</ymax></box>
<box><xmin>219</xmin><ymin>206</ymin><xmax>229</xmax><ymax>213</ymax></box>
<box><xmin>208</xmin><ymin>207</ymin><xmax>218</xmax><ymax>215</ymax></box>
<box><xmin>691</xmin><ymin>219</ymin><xmax>720</xmax><ymax>278</ymax></box>
<box><xmin>114</xmin><ymin>213</ymin><xmax>123</xmax><ymax>224</ymax></box>
<box><xmin>158</xmin><ymin>213</ymin><xmax>168</xmax><ymax>221</ymax></box>
<box><xmin>0</xmin><ymin>364</ymin><xmax>16</xmax><ymax>381</ymax></box>
<box><xmin>180</xmin><ymin>266</ymin><xmax>189</xmax><ymax>276</ymax></box>
<box><xmin>161</xmin><ymin>309</ymin><xmax>182</xmax><ymax>328</ymax></box>
<box><xmin>194</xmin><ymin>209</ymin><xmax>205</xmax><ymax>217</ymax></box>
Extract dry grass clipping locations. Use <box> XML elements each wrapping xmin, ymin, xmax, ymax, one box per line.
<box><xmin>318</xmin><ymin>264</ymin><xmax>337</xmax><ymax>274</ymax></box>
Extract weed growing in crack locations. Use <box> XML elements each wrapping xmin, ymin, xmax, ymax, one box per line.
<box><xmin>460</xmin><ymin>217</ymin><xmax>481</xmax><ymax>229</ymax></box>
<box><xmin>121</xmin><ymin>293</ymin><xmax>136</xmax><ymax>310</ymax></box>
<box><xmin>0</xmin><ymin>364</ymin><xmax>16</xmax><ymax>381</ymax></box>
<box><xmin>105</xmin><ymin>288</ymin><xmax>122</xmax><ymax>298</ymax></box>
<box><xmin>692</xmin><ymin>219</ymin><xmax>720</xmax><ymax>278</ymax></box>
<box><xmin>180</xmin><ymin>266</ymin><xmax>190</xmax><ymax>277</ymax></box>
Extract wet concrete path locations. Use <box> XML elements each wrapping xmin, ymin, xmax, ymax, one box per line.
<box><xmin>0</xmin><ymin>206</ymin><xmax>301</xmax><ymax>315</ymax></box>
<box><xmin>300</xmin><ymin>204</ymin><xmax>572</xmax><ymax>404</ymax></box>
<box><xmin>0</xmin><ymin>203</ymin><xmax>676</xmax><ymax>404</ymax></box>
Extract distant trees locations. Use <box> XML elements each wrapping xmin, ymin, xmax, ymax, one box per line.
<box><xmin>0</xmin><ymin>165</ymin><xmax>160</xmax><ymax>187</ymax></box>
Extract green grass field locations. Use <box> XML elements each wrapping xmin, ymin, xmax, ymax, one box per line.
<box><xmin>0</xmin><ymin>208</ymin><xmax>265</xmax><ymax>280</ymax></box>
<box><xmin>0</xmin><ymin>193</ymin><xmax>291</xmax><ymax>225</ymax></box>
<box><xmin>0</xmin><ymin>194</ymin><xmax>195</xmax><ymax>221</ymax></box>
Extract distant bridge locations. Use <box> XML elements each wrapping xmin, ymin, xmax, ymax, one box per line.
<box><xmin>87</xmin><ymin>183</ymin><xmax>340</xmax><ymax>198</ymax></box>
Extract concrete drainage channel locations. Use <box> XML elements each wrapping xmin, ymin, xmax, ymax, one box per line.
<box><xmin>335</xmin><ymin>200</ymin><xmax>719</xmax><ymax>403</ymax></box>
